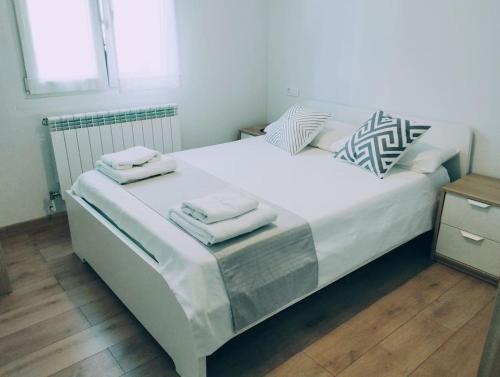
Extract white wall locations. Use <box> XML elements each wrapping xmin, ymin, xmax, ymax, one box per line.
<box><xmin>268</xmin><ymin>0</ymin><xmax>500</xmax><ymax>178</ymax></box>
<box><xmin>0</xmin><ymin>0</ymin><xmax>268</xmax><ymax>228</ymax></box>
<box><xmin>4</xmin><ymin>0</ymin><xmax>498</xmax><ymax>228</ymax></box>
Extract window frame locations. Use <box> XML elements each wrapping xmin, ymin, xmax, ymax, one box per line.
<box><xmin>13</xmin><ymin>0</ymin><xmax>179</xmax><ymax>97</ymax></box>
<box><xmin>13</xmin><ymin>0</ymin><xmax>111</xmax><ymax>95</ymax></box>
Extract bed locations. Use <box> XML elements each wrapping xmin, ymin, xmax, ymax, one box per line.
<box><xmin>66</xmin><ymin>101</ymin><xmax>473</xmax><ymax>377</ymax></box>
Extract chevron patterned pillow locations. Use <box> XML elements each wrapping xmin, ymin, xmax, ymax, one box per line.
<box><xmin>336</xmin><ymin>110</ymin><xmax>431</xmax><ymax>178</ymax></box>
<box><xmin>265</xmin><ymin>105</ymin><xmax>331</xmax><ymax>155</ymax></box>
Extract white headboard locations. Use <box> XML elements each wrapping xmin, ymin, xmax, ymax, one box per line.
<box><xmin>303</xmin><ymin>100</ymin><xmax>473</xmax><ymax>181</ymax></box>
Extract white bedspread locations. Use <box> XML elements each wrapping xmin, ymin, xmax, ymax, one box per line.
<box><xmin>72</xmin><ymin>136</ymin><xmax>449</xmax><ymax>356</ymax></box>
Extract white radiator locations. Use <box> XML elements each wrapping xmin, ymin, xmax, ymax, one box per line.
<box><xmin>44</xmin><ymin>104</ymin><xmax>181</xmax><ymax>195</ymax></box>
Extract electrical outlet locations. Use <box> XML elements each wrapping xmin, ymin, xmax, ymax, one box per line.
<box><xmin>286</xmin><ymin>86</ymin><xmax>300</xmax><ymax>97</ymax></box>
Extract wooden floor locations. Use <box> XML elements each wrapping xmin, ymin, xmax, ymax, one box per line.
<box><xmin>0</xmin><ymin>216</ymin><xmax>495</xmax><ymax>377</ymax></box>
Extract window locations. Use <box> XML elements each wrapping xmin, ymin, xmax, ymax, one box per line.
<box><xmin>13</xmin><ymin>0</ymin><xmax>179</xmax><ymax>95</ymax></box>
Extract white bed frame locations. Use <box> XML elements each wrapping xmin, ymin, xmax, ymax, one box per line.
<box><xmin>66</xmin><ymin>102</ymin><xmax>473</xmax><ymax>377</ymax></box>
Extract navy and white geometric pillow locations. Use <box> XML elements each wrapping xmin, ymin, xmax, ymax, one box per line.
<box><xmin>265</xmin><ymin>105</ymin><xmax>331</xmax><ymax>155</ymax></box>
<box><xmin>336</xmin><ymin>110</ymin><xmax>431</xmax><ymax>179</ymax></box>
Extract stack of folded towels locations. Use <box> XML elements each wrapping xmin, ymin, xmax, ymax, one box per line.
<box><xmin>96</xmin><ymin>146</ymin><xmax>177</xmax><ymax>184</ymax></box>
<box><xmin>168</xmin><ymin>189</ymin><xmax>278</xmax><ymax>245</ymax></box>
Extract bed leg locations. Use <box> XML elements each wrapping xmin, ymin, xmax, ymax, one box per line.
<box><xmin>174</xmin><ymin>356</ymin><xmax>206</xmax><ymax>377</ymax></box>
<box><xmin>72</xmin><ymin>247</ymin><xmax>86</xmax><ymax>263</ymax></box>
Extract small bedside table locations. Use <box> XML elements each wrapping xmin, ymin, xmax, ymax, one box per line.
<box><xmin>432</xmin><ymin>174</ymin><xmax>500</xmax><ymax>284</ymax></box>
<box><xmin>240</xmin><ymin>127</ymin><xmax>266</xmax><ymax>140</ymax></box>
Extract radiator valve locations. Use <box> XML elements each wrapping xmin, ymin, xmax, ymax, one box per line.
<box><xmin>48</xmin><ymin>191</ymin><xmax>61</xmax><ymax>215</ymax></box>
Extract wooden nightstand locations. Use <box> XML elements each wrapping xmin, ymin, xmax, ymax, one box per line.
<box><xmin>432</xmin><ymin>174</ymin><xmax>500</xmax><ymax>284</ymax></box>
<box><xmin>0</xmin><ymin>241</ymin><xmax>12</xmax><ymax>295</ymax></box>
<box><xmin>240</xmin><ymin>127</ymin><xmax>266</xmax><ymax>140</ymax></box>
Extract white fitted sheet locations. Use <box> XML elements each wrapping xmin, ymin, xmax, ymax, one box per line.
<box><xmin>72</xmin><ymin>136</ymin><xmax>450</xmax><ymax>356</ymax></box>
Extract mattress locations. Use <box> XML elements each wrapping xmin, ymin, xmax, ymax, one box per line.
<box><xmin>72</xmin><ymin>136</ymin><xmax>450</xmax><ymax>356</ymax></box>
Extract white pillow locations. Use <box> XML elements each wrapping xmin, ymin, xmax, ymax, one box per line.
<box><xmin>265</xmin><ymin>105</ymin><xmax>331</xmax><ymax>155</ymax></box>
<box><xmin>309</xmin><ymin>120</ymin><xmax>358</xmax><ymax>152</ymax></box>
<box><xmin>330</xmin><ymin>136</ymin><xmax>351</xmax><ymax>154</ymax></box>
<box><xmin>397</xmin><ymin>143</ymin><xmax>458</xmax><ymax>173</ymax></box>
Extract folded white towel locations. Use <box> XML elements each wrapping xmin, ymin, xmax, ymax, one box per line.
<box><xmin>169</xmin><ymin>204</ymin><xmax>277</xmax><ymax>245</ymax></box>
<box><xmin>101</xmin><ymin>146</ymin><xmax>161</xmax><ymax>170</ymax></box>
<box><xmin>181</xmin><ymin>189</ymin><xmax>259</xmax><ymax>224</ymax></box>
<box><xmin>96</xmin><ymin>155</ymin><xmax>177</xmax><ymax>184</ymax></box>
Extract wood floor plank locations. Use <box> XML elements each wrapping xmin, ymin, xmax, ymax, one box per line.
<box><xmin>80</xmin><ymin>295</ymin><xmax>126</xmax><ymax>325</ymax></box>
<box><xmin>7</xmin><ymin>254</ymin><xmax>52</xmax><ymax>290</ymax></box>
<box><xmin>0</xmin><ymin>280</ymin><xmax>109</xmax><ymax>338</ymax></box>
<box><xmin>10</xmin><ymin>267</ymin><xmax>54</xmax><ymax>292</ymax></box>
<box><xmin>48</xmin><ymin>350</ymin><xmax>123</xmax><ymax>377</ymax></box>
<box><xmin>55</xmin><ymin>278</ymin><xmax>111</xmax><ymax>306</ymax></box>
<box><xmin>0</xmin><ymin>234</ymin><xmax>31</xmax><ymax>248</ymax></box>
<box><xmin>0</xmin><ymin>309</ymin><xmax>90</xmax><ymax>366</ymax></box>
<box><xmin>340</xmin><ymin>346</ymin><xmax>408</xmax><ymax>377</ymax></box>
<box><xmin>1</xmin><ymin>215</ymin><xmax>67</xmax><ymax>241</ymax></box>
<box><xmin>33</xmin><ymin>229</ymin><xmax>70</xmax><ymax>246</ymax></box>
<box><xmin>0</xmin><ymin>277</ymin><xmax>60</xmax><ymax>311</ymax></box>
<box><xmin>410</xmin><ymin>302</ymin><xmax>494</xmax><ymax>377</ymax></box>
<box><xmin>122</xmin><ymin>355</ymin><xmax>178</xmax><ymax>377</ymax></box>
<box><xmin>421</xmin><ymin>276</ymin><xmax>496</xmax><ymax>331</ymax></box>
<box><xmin>5</xmin><ymin>253</ymin><xmax>45</xmax><ymax>273</ymax></box>
<box><xmin>39</xmin><ymin>241</ymin><xmax>74</xmax><ymax>262</ymax></box>
<box><xmin>46</xmin><ymin>253</ymin><xmax>88</xmax><ymax>276</ymax></box>
<box><xmin>31</xmin><ymin>225</ymin><xmax>70</xmax><ymax>248</ymax></box>
<box><xmin>379</xmin><ymin>312</ymin><xmax>453</xmax><ymax>374</ymax></box>
<box><xmin>55</xmin><ymin>267</ymin><xmax>99</xmax><ymax>291</ymax></box>
<box><xmin>0</xmin><ymin>313</ymin><xmax>140</xmax><ymax>377</ymax></box>
<box><xmin>304</xmin><ymin>264</ymin><xmax>463</xmax><ymax>375</ymax></box>
<box><xmin>337</xmin><ymin>311</ymin><xmax>452</xmax><ymax>377</ymax></box>
<box><xmin>109</xmin><ymin>332</ymin><xmax>163</xmax><ymax>372</ymax></box>
<box><xmin>3</xmin><ymin>244</ymin><xmax>38</xmax><ymax>265</ymax></box>
<box><xmin>265</xmin><ymin>352</ymin><xmax>332</xmax><ymax>377</ymax></box>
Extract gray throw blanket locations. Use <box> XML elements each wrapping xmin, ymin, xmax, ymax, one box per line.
<box><xmin>123</xmin><ymin>161</ymin><xmax>318</xmax><ymax>331</ymax></box>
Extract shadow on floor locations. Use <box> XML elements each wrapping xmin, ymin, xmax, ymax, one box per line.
<box><xmin>208</xmin><ymin>232</ymin><xmax>435</xmax><ymax>376</ymax></box>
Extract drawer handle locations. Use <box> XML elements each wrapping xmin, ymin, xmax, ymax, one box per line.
<box><xmin>467</xmin><ymin>199</ymin><xmax>491</xmax><ymax>209</ymax></box>
<box><xmin>460</xmin><ymin>230</ymin><xmax>484</xmax><ymax>242</ymax></box>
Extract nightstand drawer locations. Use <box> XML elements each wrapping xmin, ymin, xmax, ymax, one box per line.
<box><xmin>441</xmin><ymin>193</ymin><xmax>500</xmax><ymax>242</ymax></box>
<box><xmin>436</xmin><ymin>224</ymin><xmax>500</xmax><ymax>278</ymax></box>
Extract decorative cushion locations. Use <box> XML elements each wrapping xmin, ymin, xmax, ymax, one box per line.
<box><xmin>336</xmin><ymin>110</ymin><xmax>431</xmax><ymax>178</ymax></box>
<box><xmin>265</xmin><ymin>105</ymin><xmax>331</xmax><ymax>155</ymax></box>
